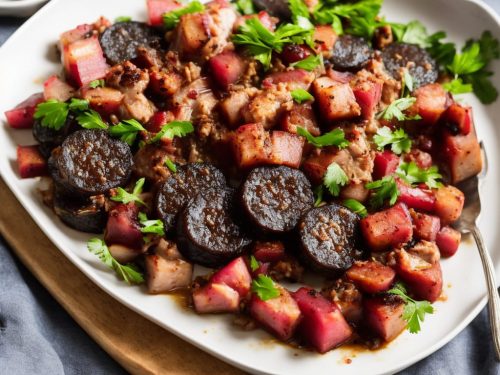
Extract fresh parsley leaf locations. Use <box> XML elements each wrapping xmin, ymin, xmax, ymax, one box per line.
<box><xmin>110</xmin><ymin>178</ymin><xmax>146</xmax><ymax>206</ymax></box>
<box><xmin>401</xmin><ymin>70</ymin><xmax>415</xmax><ymax>97</ymax></box>
<box><xmin>68</xmin><ymin>98</ymin><xmax>90</xmax><ymax>111</ymax></box>
<box><xmin>365</xmin><ymin>176</ymin><xmax>399</xmax><ymax>209</ymax></box>
<box><xmin>313</xmin><ymin>0</ymin><xmax>382</xmax><ymax>40</ymax></box>
<box><xmin>87</xmin><ymin>238</ymin><xmax>144</xmax><ymax>284</ymax></box>
<box><xmin>251</xmin><ymin>275</ymin><xmax>280</xmax><ymax>301</ymax></box>
<box><xmin>373</xmin><ymin>126</ymin><xmax>412</xmax><ymax>155</ymax></box>
<box><xmin>376</xmin><ymin>97</ymin><xmax>420</xmax><ymax>122</ymax></box>
<box><xmin>34</xmin><ymin>99</ymin><xmax>69</xmax><ymax>130</ymax></box>
<box><xmin>427</xmin><ymin>31</ymin><xmax>456</xmax><ymax>67</ymax></box>
<box><xmin>313</xmin><ymin>185</ymin><xmax>324</xmax><ymax>207</ymax></box>
<box><xmin>342</xmin><ymin>198</ymin><xmax>367</xmax><ymax>218</ymax></box>
<box><xmin>400</xmin><ymin>20</ymin><xmax>431</xmax><ymax>48</ymax></box>
<box><xmin>448</xmin><ymin>42</ymin><xmax>485</xmax><ymax>76</ymax></box>
<box><xmin>388</xmin><ymin>282</ymin><xmax>434</xmax><ymax>334</ymax></box>
<box><xmin>163</xmin><ymin>1</ymin><xmax>205</xmax><ymax>30</ymax></box>
<box><xmin>464</xmin><ymin>30</ymin><xmax>500</xmax><ymax>64</ymax></box>
<box><xmin>464</xmin><ymin>70</ymin><xmax>498</xmax><ymax>104</ymax></box>
<box><xmin>148</xmin><ymin>121</ymin><xmax>194</xmax><ymax>144</ymax></box>
<box><xmin>164</xmin><ymin>158</ymin><xmax>177</xmax><ymax>173</ymax></box>
<box><xmin>115</xmin><ymin>16</ymin><xmax>132</xmax><ymax>22</ymax></box>
<box><xmin>296</xmin><ymin>127</ymin><xmax>349</xmax><ymax>148</ymax></box>
<box><xmin>397</xmin><ymin>161</ymin><xmax>443</xmax><ymax>189</ymax></box>
<box><xmin>109</xmin><ymin>119</ymin><xmax>145</xmax><ymax>146</ymax></box>
<box><xmin>76</xmin><ymin>109</ymin><xmax>109</xmax><ymax>130</ymax></box>
<box><xmin>233</xmin><ymin>18</ymin><xmax>314</xmax><ymax>69</ymax></box>
<box><xmin>443</xmin><ymin>77</ymin><xmax>473</xmax><ymax>95</ymax></box>
<box><xmin>250</xmin><ymin>255</ymin><xmax>260</xmax><ymax>272</ymax></box>
<box><xmin>290</xmin><ymin>54</ymin><xmax>322</xmax><ymax>71</ymax></box>
<box><xmin>89</xmin><ymin>79</ymin><xmax>105</xmax><ymax>88</ymax></box>
<box><xmin>291</xmin><ymin>89</ymin><xmax>314</xmax><ymax>103</ymax></box>
<box><xmin>138</xmin><ymin>212</ymin><xmax>165</xmax><ymax>236</ymax></box>
<box><xmin>289</xmin><ymin>0</ymin><xmax>310</xmax><ymax>23</ymax></box>
<box><xmin>235</xmin><ymin>0</ymin><xmax>256</xmax><ymax>15</ymax></box>
<box><xmin>323</xmin><ymin>162</ymin><xmax>348</xmax><ymax>197</ymax></box>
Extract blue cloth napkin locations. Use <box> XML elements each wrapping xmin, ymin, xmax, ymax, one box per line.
<box><xmin>1</xmin><ymin>1</ymin><xmax>500</xmax><ymax>372</ymax></box>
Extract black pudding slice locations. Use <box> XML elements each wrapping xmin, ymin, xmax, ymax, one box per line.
<box><xmin>331</xmin><ymin>35</ymin><xmax>373</xmax><ymax>72</ymax></box>
<box><xmin>382</xmin><ymin>42</ymin><xmax>438</xmax><ymax>88</ymax></box>
<box><xmin>100</xmin><ymin>21</ymin><xmax>163</xmax><ymax>65</ymax></box>
<box><xmin>155</xmin><ymin>163</ymin><xmax>226</xmax><ymax>231</ymax></box>
<box><xmin>177</xmin><ymin>188</ymin><xmax>251</xmax><ymax>268</ymax></box>
<box><xmin>239</xmin><ymin>166</ymin><xmax>314</xmax><ymax>235</ymax></box>
<box><xmin>49</xmin><ymin>129</ymin><xmax>133</xmax><ymax>197</ymax></box>
<box><xmin>297</xmin><ymin>203</ymin><xmax>363</xmax><ymax>276</ymax></box>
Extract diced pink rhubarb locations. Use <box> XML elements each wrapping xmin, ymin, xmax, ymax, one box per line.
<box><xmin>262</xmin><ymin>69</ymin><xmax>315</xmax><ymax>90</ymax></box>
<box><xmin>413</xmin><ymin>83</ymin><xmax>449</xmax><ymax>125</ymax></box>
<box><xmin>364</xmin><ymin>296</ymin><xmax>406</xmax><ymax>342</ymax></box>
<box><xmin>4</xmin><ymin>93</ymin><xmax>44</xmax><ymax>129</ymax></box>
<box><xmin>411</xmin><ymin>211</ymin><xmax>441</xmax><ymax>241</ymax></box>
<box><xmin>395</xmin><ymin>249</ymin><xmax>443</xmax><ymax>302</ymax></box>
<box><xmin>396</xmin><ymin>179</ymin><xmax>436</xmax><ymax>212</ymax></box>
<box><xmin>312</xmin><ymin>77</ymin><xmax>361</xmax><ymax>122</ymax></box>
<box><xmin>59</xmin><ymin>24</ymin><xmax>92</xmax><ymax>48</ymax></box>
<box><xmin>293</xmin><ymin>287</ymin><xmax>352</xmax><ymax>353</ymax></box>
<box><xmin>250</xmin><ymin>285</ymin><xmax>301</xmax><ymax>340</ymax></box>
<box><xmin>346</xmin><ymin>261</ymin><xmax>396</xmax><ymax>294</ymax></box>
<box><xmin>63</xmin><ymin>36</ymin><xmax>109</xmax><ymax>87</ymax></box>
<box><xmin>352</xmin><ymin>80</ymin><xmax>382</xmax><ymax>120</ymax></box>
<box><xmin>81</xmin><ymin>87</ymin><xmax>123</xmax><ymax>116</ymax></box>
<box><xmin>436</xmin><ymin>226</ymin><xmax>461</xmax><ymax>257</ymax></box>
<box><xmin>373</xmin><ymin>150</ymin><xmax>400</xmax><ymax>180</ymax></box>
<box><xmin>360</xmin><ymin>203</ymin><xmax>413</xmax><ymax>251</ymax></box>
<box><xmin>433</xmin><ymin>185</ymin><xmax>465</xmax><ymax>224</ymax></box>
<box><xmin>17</xmin><ymin>145</ymin><xmax>48</xmax><ymax>178</ymax></box>
<box><xmin>193</xmin><ymin>283</ymin><xmax>240</xmax><ymax>314</ymax></box>
<box><xmin>211</xmin><ymin>257</ymin><xmax>252</xmax><ymax>299</ymax></box>
<box><xmin>209</xmin><ymin>50</ymin><xmax>245</xmax><ymax>89</ymax></box>
<box><xmin>269</xmin><ymin>130</ymin><xmax>304</xmax><ymax>169</ymax></box>
<box><xmin>441</xmin><ymin>102</ymin><xmax>471</xmax><ymax>136</ymax></box>
<box><xmin>313</xmin><ymin>25</ymin><xmax>337</xmax><ymax>53</ymax></box>
<box><xmin>104</xmin><ymin>203</ymin><xmax>143</xmax><ymax>251</ymax></box>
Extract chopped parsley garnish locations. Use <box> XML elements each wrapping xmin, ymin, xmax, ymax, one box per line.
<box><xmin>76</xmin><ymin>110</ymin><xmax>109</xmax><ymax>130</ymax></box>
<box><xmin>373</xmin><ymin>126</ymin><xmax>412</xmax><ymax>155</ymax></box>
<box><xmin>448</xmin><ymin>42</ymin><xmax>485</xmax><ymax>76</ymax></box>
<box><xmin>108</xmin><ymin>119</ymin><xmax>145</xmax><ymax>146</ymax></box>
<box><xmin>115</xmin><ymin>16</ymin><xmax>132</xmax><ymax>23</ymax></box>
<box><xmin>342</xmin><ymin>199</ymin><xmax>367</xmax><ymax>218</ymax></box>
<box><xmin>296</xmin><ymin>127</ymin><xmax>349</xmax><ymax>149</ymax></box>
<box><xmin>289</xmin><ymin>0</ymin><xmax>310</xmax><ymax>23</ymax></box>
<box><xmin>401</xmin><ymin>70</ymin><xmax>415</xmax><ymax>97</ymax></box>
<box><xmin>313</xmin><ymin>0</ymin><xmax>383</xmax><ymax>40</ymax></box>
<box><xmin>233</xmin><ymin>17</ymin><xmax>314</xmax><ymax>69</ymax></box>
<box><xmin>443</xmin><ymin>78</ymin><xmax>473</xmax><ymax>95</ymax></box>
<box><xmin>164</xmin><ymin>158</ymin><xmax>177</xmax><ymax>173</ymax></box>
<box><xmin>110</xmin><ymin>178</ymin><xmax>146</xmax><ymax>206</ymax></box>
<box><xmin>251</xmin><ymin>275</ymin><xmax>280</xmax><ymax>301</ymax></box>
<box><xmin>313</xmin><ymin>185</ymin><xmax>324</xmax><ymax>207</ymax></box>
<box><xmin>87</xmin><ymin>238</ymin><xmax>144</xmax><ymax>284</ymax></box>
<box><xmin>138</xmin><ymin>212</ymin><xmax>165</xmax><ymax>237</ymax></box>
<box><xmin>291</xmin><ymin>89</ymin><xmax>314</xmax><ymax>103</ymax></box>
<box><xmin>34</xmin><ymin>98</ymin><xmax>89</xmax><ymax>130</ymax></box>
<box><xmin>163</xmin><ymin>1</ymin><xmax>205</xmax><ymax>30</ymax></box>
<box><xmin>290</xmin><ymin>54</ymin><xmax>323</xmax><ymax>71</ymax></box>
<box><xmin>365</xmin><ymin>176</ymin><xmax>399</xmax><ymax>209</ymax></box>
<box><xmin>323</xmin><ymin>162</ymin><xmax>349</xmax><ymax>197</ymax></box>
<box><xmin>388</xmin><ymin>282</ymin><xmax>434</xmax><ymax>334</ymax></box>
<box><xmin>148</xmin><ymin>121</ymin><xmax>194</xmax><ymax>144</ymax></box>
<box><xmin>89</xmin><ymin>79</ymin><xmax>105</xmax><ymax>88</ymax></box>
<box><xmin>397</xmin><ymin>161</ymin><xmax>443</xmax><ymax>189</ymax></box>
<box><xmin>249</xmin><ymin>255</ymin><xmax>260</xmax><ymax>272</ymax></box>
<box><xmin>234</xmin><ymin>0</ymin><xmax>256</xmax><ymax>15</ymax></box>
<box><xmin>376</xmin><ymin>97</ymin><xmax>420</xmax><ymax>122</ymax></box>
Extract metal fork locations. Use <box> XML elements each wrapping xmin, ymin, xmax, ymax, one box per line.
<box><xmin>454</xmin><ymin>171</ymin><xmax>500</xmax><ymax>360</ymax></box>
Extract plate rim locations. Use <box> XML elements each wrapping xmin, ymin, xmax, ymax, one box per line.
<box><xmin>0</xmin><ymin>0</ymin><xmax>499</xmax><ymax>374</ymax></box>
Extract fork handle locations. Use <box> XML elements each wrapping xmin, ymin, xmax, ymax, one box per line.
<box><xmin>472</xmin><ymin>225</ymin><xmax>500</xmax><ymax>361</ymax></box>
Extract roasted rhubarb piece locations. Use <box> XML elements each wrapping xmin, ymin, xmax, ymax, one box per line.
<box><xmin>436</xmin><ymin>226</ymin><xmax>461</xmax><ymax>257</ymax></box>
<box><xmin>250</xmin><ymin>284</ymin><xmax>301</xmax><ymax>341</ymax></box>
<box><xmin>413</xmin><ymin>83</ymin><xmax>449</xmax><ymax>125</ymax></box>
<box><xmin>411</xmin><ymin>211</ymin><xmax>441</xmax><ymax>241</ymax></box>
<box><xmin>193</xmin><ymin>283</ymin><xmax>240</xmax><ymax>314</ymax></box>
<box><xmin>373</xmin><ymin>150</ymin><xmax>400</xmax><ymax>180</ymax></box>
<box><xmin>360</xmin><ymin>203</ymin><xmax>413</xmax><ymax>251</ymax></box>
<box><xmin>147</xmin><ymin>0</ymin><xmax>182</xmax><ymax>26</ymax></box>
<box><xmin>5</xmin><ymin>93</ymin><xmax>44</xmax><ymax>129</ymax></box>
<box><xmin>433</xmin><ymin>185</ymin><xmax>465</xmax><ymax>224</ymax></box>
<box><xmin>293</xmin><ymin>288</ymin><xmax>352</xmax><ymax>353</ymax></box>
<box><xmin>104</xmin><ymin>203</ymin><xmax>143</xmax><ymax>251</ymax></box>
<box><xmin>17</xmin><ymin>145</ymin><xmax>48</xmax><ymax>178</ymax></box>
<box><xmin>346</xmin><ymin>261</ymin><xmax>396</xmax><ymax>294</ymax></box>
<box><xmin>209</xmin><ymin>50</ymin><xmax>245</xmax><ymax>89</ymax></box>
<box><xmin>211</xmin><ymin>257</ymin><xmax>252</xmax><ymax>299</ymax></box>
<box><xmin>312</xmin><ymin>77</ymin><xmax>361</xmax><ymax>122</ymax></box>
<box><xmin>43</xmin><ymin>75</ymin><xmax>75</xmax><ymax>102</ymax></box>
<box><xmin>364</xmin><ymin>295</ymin><xmax>406</xmax><ymax>342</ymax></box>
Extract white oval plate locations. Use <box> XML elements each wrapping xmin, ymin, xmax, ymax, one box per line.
<box><xmin>0</xmin><ymin>0</ymin><xmax>48</xmax><ymax>17</ymax></box>
<box><xmin>0</xmin><ymin>0</ymin><xmax>499</xmax><ymax>374</ymax></box>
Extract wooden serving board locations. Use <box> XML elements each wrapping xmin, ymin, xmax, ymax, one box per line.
<box><xmin>0</xmin><ymin>177</ymin><xmax>245</xmax><ymax>375</ymax></box>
